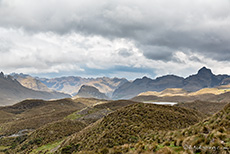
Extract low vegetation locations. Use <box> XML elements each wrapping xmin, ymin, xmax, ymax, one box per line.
<box><xmin>0</xmin><ymin>99</ymin><xmax>86</xmax><ymax>136</ymax></box>
<box><xmin>58</xmin><ymin>103</ymin><xmax>204</xmax><ymax>153</ymax></box>
<box><xmin>12</xmin><ymin>120</ymin><xmax>86</xmax><ymax>154</ymax></box>
<box><xmin>57</xmin><ymin>103</ymin><xmax>230</xmax><ymax>154</ymax></box>
<box><xmin>176</xmin><ymin>100</ymin><xmax>228</xmax><ymax>116</ymax></box>
<box><xmin>1</xmin><ymin>97</ymin><xmax>229</xmax><ymax>154</ymax></box>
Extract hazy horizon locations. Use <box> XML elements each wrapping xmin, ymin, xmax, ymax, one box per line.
<box><xmin>5</xmin><ymin>66</ymin><xmax>229</xmax><ymax>81</ymax></box>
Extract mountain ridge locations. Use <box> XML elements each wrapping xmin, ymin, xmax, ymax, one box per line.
<box><xmin>113</xmin><ymin>67</ymin><xmax>230</xmax><ymax>99</ymax></box>
<box><xmin>29</xmin><ymin>75</ymin><xmax>128</xmax><ymax>97</ymax></box>
<box><xmin>0</xmin><ymin>72</ymin><xmax>70</xmax><ymax>106</ymax></box>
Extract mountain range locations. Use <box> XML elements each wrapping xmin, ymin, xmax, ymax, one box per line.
<box><xmin>113</xmin><ymin>67</ymin><xmax>230</xmax><ymax>99</ymax></box>
<box><xmin>37</xmin><ymin>76</ymin><xmax>128</xmax><ymax>97</ymax></box>
<box><xmin>7</xmin><ymin>67</ymin><xmax>230</xmax><ymax>101</ymax></box>
<box><xmin>0</xmin><ymin>72</ymin><xmax>70</xmax><ymax>106</ymax></box>
<box><xmin>0</xmin><ymin>92</ymin><xmax>229</xmax><ymax>153</ymax></box>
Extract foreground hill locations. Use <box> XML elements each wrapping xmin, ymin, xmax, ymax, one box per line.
<box><xmin>76</xmin><ymin>103</ymin><xmax>230</xmax><ymax>154</ymax></box>
<box><xmin>0</xmin><ymin>72</ymin><xmax>70</xmax><ymax>106</ymax></box>
<box><xmin>147</xmin><ymin>103</ymin><xmax>230</xmax><ymax>154</ymax></box>
<box><xmin>74</xmin><ymin>85</ymin><xmax>109</xmax><ymax>100</ymax></box>
<box><xmin>2</xmin><ymin>100</ymin><xmax>138</xmax><ymax>153</ymax></box>
<box><xmin>57</xmin><ymin>103</ymin><xmax>204</xmax><ymax>153</ymax></box>
<box><xmin>113</xmin><ymin>67</ymin><xmax>230</xmax><ymax>99</ymax></box>
<box><xmin>0</xmin><ymin>98</ymin><xmax>86</xmax><ymax>137</ymax></box>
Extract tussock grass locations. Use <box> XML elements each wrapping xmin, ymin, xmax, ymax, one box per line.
<box><xmin>58</xmin><ymin>103</ymin><xmax>203</xmax><ymax>153</ymax></box>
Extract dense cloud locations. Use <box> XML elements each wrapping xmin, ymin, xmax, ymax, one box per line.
<box><xmin>0</xmin><ymin>0</ymin><xmax>230</xmax><ymax>78</ymax></box>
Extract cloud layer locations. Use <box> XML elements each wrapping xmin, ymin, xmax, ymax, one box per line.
<box><xmin>0</xmin><ymin>0</ymin><xmax>230</xmax><ymax>79</ymax></box>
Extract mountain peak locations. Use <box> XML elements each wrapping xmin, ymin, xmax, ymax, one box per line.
<box><xmin>76</xmin><ymin>85</ymin><xmax>108</xmax><ymax>99</ymax></box>
<box><xmin>142</xmin><ymin>76</ymin><xmax>149</xmax><ymax>80</ymax></box>
<box><xmin>197</xmin><ymin>67</ymin><xmax>213</xmax><ymax>75</ymax></box>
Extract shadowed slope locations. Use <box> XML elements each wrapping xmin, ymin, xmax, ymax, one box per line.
<box><xmin>0</xmin><ymin>99</ymin><xmax>86</xmax><ymax>136</ymax></box>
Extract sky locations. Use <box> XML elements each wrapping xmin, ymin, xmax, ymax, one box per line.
<box><xmin>0</xmin><ymin>0</ymin><xmax>230</xmax><ymax>79</ymax></box>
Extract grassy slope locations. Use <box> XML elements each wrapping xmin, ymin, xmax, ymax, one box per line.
<box><xmin>58</xmin><ymin>103</ymin><xmax>205</xmax><ymax>153</ymax></box>
<box><xmin>0</xmin><ymin>99</ymin><xmax>86</xmax><ymax>136</ymax></box>
<box><xmin>3</xmin><ymin>100</ymin><xmax>139</xmax><ymax>154</ymax></box>
<box><xmin>86</xmin><ymin>103</ymin><xmax>230</xmax><ymax>154</ymax></box>
<box><xmin>71</xmin><ymin>98</ymin><xmax>109</xmax><ymax>107</ymax></box>
<box><xmin>176</xmin><ymin>100</ymin><xmax>228</xmax><ymax>116</ymax></box>
<box><xmin>133</xmin><ymin>88</ymin><xmax>230</xmax><ymax>103</ymax></box>
<box><xmin>12</xmin><ymin>120</ymin><xmax>87</xmax><ymax>154</ymax></box>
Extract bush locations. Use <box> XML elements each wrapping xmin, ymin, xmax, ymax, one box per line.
<box><xmin>163</xmin><ymin>141</ymin><xmax>171</xmax><ymax>146</ymax></box>
<box><xmin>61</xmin><ymin>144</ymin><xmax>80</xmax><ymax>154</ymax></box>
<box><xmin>99</xmin><ymin>147</ymin><xmax>109</xmax><ymax>154</ymax></box>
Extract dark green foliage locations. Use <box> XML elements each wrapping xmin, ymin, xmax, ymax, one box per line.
<box><xmin>99</xmin><ymin>147</ymin><xmax>109</xmax><ymax>154</ymax></box>
<box><xmin>61</xmin><ymin>144</ymin><xmax>80</xmax><ymax>154</ymax></box>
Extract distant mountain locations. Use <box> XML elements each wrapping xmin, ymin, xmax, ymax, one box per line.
<box><xmin>11</xmin><ymin>73</ymin><xmax>51</xmax><ymax>92</ymax></box>
<box><xmin>0</xmin><ymin>72</ymin><xmax>70</xmax><ymax>106</ymax></box>
<box><xmin>132</xmin><ymin>87</ymin><xmax>230</xmax><ymax>103</ymax></box>
<box><xmin>113</xmin><ymin>67</ymin><xmax>230</xmax><ymax>99</ymax></box>
<box><xmin>75</xmin><ymin>85</ymin><xmax>109</xmax><ymax>100</ymax></box>
<box><xmin>182</xmin><ymin>67</ymin><xmax>227</xmax><ymax>91</ymax></box>
<box><xmin>37</xmin><ymin>76</ymin><xmax>128</xmax><ymax>97</ymax></box>
<box><xmin>112</xmin><ymin>75</ymin><xmax>184</xmax><ymax>99</ymax></box>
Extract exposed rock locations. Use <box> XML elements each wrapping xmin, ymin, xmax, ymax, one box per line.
<box><xmin>76</xmin><ymin>85</ymin><xmax>109</xmax><ymax>99</ymax></box>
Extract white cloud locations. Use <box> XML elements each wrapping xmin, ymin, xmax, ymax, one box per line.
<box><xmin>0</xmin><ymin>0</ymin><xmax>230</xmax><ymax>79</ymax></box>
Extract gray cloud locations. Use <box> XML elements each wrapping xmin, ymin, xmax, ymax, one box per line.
<box><xmin>141</xmin><ymin>45</ymin><xmax>174</xmax><ymax>61</ymax></box>
<box><xmin>1</xmin><ymin>0</ymin><xmax>230</xmax><ymax>78</ymax></box>
<box><xmin>0</xmin><ymin>0</ymin><xmax>227</xmax><ymax>62</ymax></box>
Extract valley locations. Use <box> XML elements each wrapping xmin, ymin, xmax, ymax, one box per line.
<box><xmin>0</xmin><ymin>67</ymin><xmax>230</xmax><ymax>153</ymax></box>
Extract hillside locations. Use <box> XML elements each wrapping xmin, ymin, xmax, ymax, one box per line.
<box><xmin>2</xmin><ymin>100</ymin><xmax>138</xmax><ymax>153</ymax></box>
<box><xmin>0</xmin><ymin>98</ymin><xmax>86</xmax><ymax>137</ymax></box>
<box><xmin>132</xmin><ymin>87</ymin><xmax>230</xmax><ymax>103</ymax></box>
<box><xmin>73</xmin><ymin>103</ymin><xmax>230</xmax><ymax>154</ymax></box>
<box><xmin>176</xmin><ymin>100</ymin><xmax>228</xmax><ymax>115</ymax></box>
<box><xmin>65</xmin><ymin>100</ymin><xmax>138</xmax><ymax>125</ymax></box>
<box><xmin>57</xmin><ymin>103</ymin><xmax>204</xmax><ymax>153</ymax></box>
<box><xmin>75</xmin><ymin>85</ymin><xmax>109</xmax><ymax>100</ymax></box>
<box><xmin>0</xmin><ymin>72</ymin><xmax>70</xmax><ymax>106</ymax></box>
<box><xmin>11</xmin><ymin>73</ymin><xmax>51</xmax><ymax>92</ymax></box>
<box><xmin>113</xmin><ymin>67</ymin><xmax>230</xmax><ymax>99</ymax></box>
<box><xmin>71</xmin><ymin>97</ymin><xmax>109</xmax><ymax>106</ymax></box>
<box><xmin>146</xmin><ymin>103</ymin><xmax>230</xmax><ymax>154</ymax></box>
<box><xmin>2</xmin><ymin>99</ymin><xmax>227</xmax><ymax>154</ymax></box>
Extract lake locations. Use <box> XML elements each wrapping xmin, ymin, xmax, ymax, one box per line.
<box><xmin>143</xmin><ymin>102</ymin><xmax>177</xmax><ymax>106</ymax></box>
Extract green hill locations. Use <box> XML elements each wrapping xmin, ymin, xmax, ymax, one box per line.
<box><xmin>88</xmin><ymin>103</ymin><xmax>230</xmax><ymax>154</ymax></box>
<box><xmin>58</xmin><ymin>103</ymin><xmax>204</xmax><ymax>153</ymax></box>
<box><xmin>0</xmin><ymin>98</ymin><xmax>86</xmax><ymax>136</ymax></box>
<box><xmin>1</xmin><ymin>99</ymin><xmax>139</xmax><ymax>153</ymax></box>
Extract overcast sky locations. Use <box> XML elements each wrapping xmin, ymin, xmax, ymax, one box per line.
<box><xmin>0</xmin><ymin>0</ymin><xmax>230</xmax><ymax>79</ymax></box>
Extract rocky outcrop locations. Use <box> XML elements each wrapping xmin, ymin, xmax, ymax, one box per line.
<box><xmin>75</xmin><ymin>85</ymin><xmax>109</xmax><ymax>99</ymax></box>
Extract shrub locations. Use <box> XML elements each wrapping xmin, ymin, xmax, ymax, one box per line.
<box><xmin>163</xmin><ymin>141</ymin><xmax>171</xmax><ymax>146</ymax></box>
<box><xmin>99</xmin><ymin>147</ymin><xmax>109</xmax><ymax>154</ymax></box>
